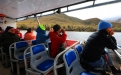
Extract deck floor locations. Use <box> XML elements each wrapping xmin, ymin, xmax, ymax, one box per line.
<box><xmin>0</xmin><ymin>49</ymin><xmax>121</xmax><ymax>75</ymax></box>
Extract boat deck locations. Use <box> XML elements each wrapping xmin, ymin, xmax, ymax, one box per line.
<box><xmin>0</xmin><ymin>49</ymin><xmax>121</xmax><ymax>75</ymax></box>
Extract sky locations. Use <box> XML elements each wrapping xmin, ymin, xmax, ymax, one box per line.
<box><xmin>65</xmin><ymin>0</ymin><xmax>121</xmax><ymax>20</ymax></box>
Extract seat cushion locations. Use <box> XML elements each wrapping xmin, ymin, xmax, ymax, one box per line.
<box><xmin>37</xmin><ymin>60</ymin><xmax>54</xmax><ymax>71</ymax></box>
<box><xmin>80</xmin><ymin>71</ymin><xmax>95</xmax><ymax>75</ymax></box>
<box><xmin>18</xmin><ymin>53</ymin><xmax>30</xmax><ymax>59</ymax></box>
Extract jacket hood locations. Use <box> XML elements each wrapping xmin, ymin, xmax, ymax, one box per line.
<box><xmin>36</xmin><ymin>26</ymin><xmax>46</xmax><ymax>33</ymax></box>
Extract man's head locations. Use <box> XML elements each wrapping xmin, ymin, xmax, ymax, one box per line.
<box><xmin>53</xmin><ymin>24</ymin><xmax>61</xmax><ymax>33</ymax></box>
<box><xmin>7</xmin><ymin>26</ymin><xmax>15</xmax><ymax>34</ymax></box>
<box><xmin>98</xmin><ymin>20</ymin><xmax>114</xmax><ymax>36</ymax></box>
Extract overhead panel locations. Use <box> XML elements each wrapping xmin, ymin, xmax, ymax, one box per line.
<box><xmin>0</xmin><ymin>0</ymin><xmax>86</xmax><ymax>19</ymax></box>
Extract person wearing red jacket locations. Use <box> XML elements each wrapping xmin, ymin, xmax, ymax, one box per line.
<box><xmin>15</xmin><ymin>28</ymin><xmax>22</xmax><ymax>39</ymax></box>
<box><xmin>49</xmin><ymin>24</ymin><xmax>67</xmax><ymax>58</ymax></box>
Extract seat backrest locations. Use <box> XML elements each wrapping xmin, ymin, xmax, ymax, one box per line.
<box><xmin>75</xmin><ymin>44</ymin><xmax>83</xmax><ymax>57</ymax></box>
<box><xmin>14</xmin><ymin>41</ymin><xmax>29</xmax><ymax>60</ymax></box>
<box><xmin>47</xmin><ymin>42</ymin><xmax>51</xmax><ymax>55</ymax></box>
<box><xmin>47</xmin><ymin>42</ymin><xmax>51</xmax><ymax>50</ymax></box>
<box><xmin>32</xmin><ymin>40</ymin><xmax>36</xmax><ymax>45</ymax></box>
<box><xmin>30</xmin><ymin>44</ymin><xmax>51</xmax><ymax>72</ymax></box>
<box><xmin>63</xmin><ymin>49</ymin><xmax>84</xmax><ymax>75</ymax></box>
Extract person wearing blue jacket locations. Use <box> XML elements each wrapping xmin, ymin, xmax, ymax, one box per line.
<box><xmin>36</xmin><ymin>24</ymin><xmax>50</xmax><ymax>44</ymax></box>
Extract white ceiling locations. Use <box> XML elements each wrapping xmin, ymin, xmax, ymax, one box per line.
<box><xmin>0</xmin><ymin>0</ymin><xmax>86</xmax><ymax>19</ymax></box>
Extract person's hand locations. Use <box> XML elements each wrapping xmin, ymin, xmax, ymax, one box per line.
<box><xmin>106</xmin><ymin>28</ymin><xmax>114</xmax><ymax>36</ymax></box>
<box><xmin>109</xmin><ymin>30</ymin><xmax>114</xmax><ymax>36</ymax></box>
<box><xmin>49</xmin><ymin>28</ymin><xmax>53</xmax><ymax>32</ymax></box>
<box><xmin>61</xmin><ymin>29</ymin><xmax>65</xmax><ymax>34</ymax></box>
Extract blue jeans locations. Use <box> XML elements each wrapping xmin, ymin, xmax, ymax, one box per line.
<box><xmin>89</xmin><ymin>57</ymin><xmax>105</xmax><ymax>68</ymax></box>
<box><xmin>88</xmin><ymin>49</ymin><xmax>113</xmax><ymax>69</ymax></box>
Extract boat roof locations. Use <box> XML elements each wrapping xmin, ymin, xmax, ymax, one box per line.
<box><xmin>0</xmin><ymin>0</ymin><xmax>121</xmax><ymax>20</ymax></box>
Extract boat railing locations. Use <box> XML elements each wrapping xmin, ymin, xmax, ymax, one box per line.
<box><xmin>114</xmin><ymin>46</ymin><xmax>121</xmax><ymax>63</ymax></box>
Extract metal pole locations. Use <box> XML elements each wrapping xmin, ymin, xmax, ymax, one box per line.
<box><xmin>35</xmin><ymin>15</ymin><xmax>40</xmax><ymax>25</ymax></box>
<box><xmin>93</xmin><ymin>0</ymin><xmax>95</xmax><ymax>6</ymax></box>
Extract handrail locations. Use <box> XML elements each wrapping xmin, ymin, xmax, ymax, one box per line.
<box><xmin>9</xmin><ymin>43</ymin><xmax>15</xmax><ymax>59</ymax></box>
<box><xmin>114</xmin><ymin>50</ymin><xmax>121</xmax><ymax>61</ymax></box>
<box><xmin>117</xmin><ymin>45</ymin><xmax>121</xmax><ymax>49</ymax></box>
<box><xmin>24</xmin><ymin>47</ymin><xmax>31</xmax><ymax>70</ymax></box>
<box><xmin>9</xmin><ymin>43</ymin><xmax>15</xmax><ymax>73</ymax></box>
<box><xmin>53</xmin><ymin>41</ymin><xmax>80</xmax><ymax>75</ymax></box>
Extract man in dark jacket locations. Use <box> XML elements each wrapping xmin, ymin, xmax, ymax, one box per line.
<box><xmin>0</xmin><ymin>26</ymin><xmax>20</xmax><ymax>54</ymax></box>
<box><xmin>80</xmin><ymin>20</ymin><xmax>121</xmax><ymax>74</ymax></box>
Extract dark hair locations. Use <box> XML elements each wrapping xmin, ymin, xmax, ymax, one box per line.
<box><xmin>4</xmin><ymin>26</ymin><xmax>13</xmax><ymax>33</ymax></box>
<box><xmin>53</xmin><ymin>24</ymin><xmax>61</xmax><ymax>32</ymax></box>
<box><xmin>27</xmin><ymin>28</ymin><xmax>32</xmax><ymax>33</ymax></box>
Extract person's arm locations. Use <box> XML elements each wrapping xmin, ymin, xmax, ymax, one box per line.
<box><xmin>110</xmin><ymin>36</ymin><xmax>117</xmax><ymax>45</ymax></box>
<box><xmin>104</xmin><ymin>54</ymin><xmax>108</xmax><ymax>62</ymax></box>
<box><xmin>52</xmin><ymin>29</ymin><xmax>67</xmax><ymax>43</ymax></box>
<box><xmin>105</xmin><ymin>35</ymin><xmax>117</xmax><ymax>50</ymax></box>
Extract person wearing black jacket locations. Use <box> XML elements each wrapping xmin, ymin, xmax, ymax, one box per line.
<box><xmin>0</xmin><ymin>26</ymin><xmax>20</xmax><ymax>54</ymax></box>
<box><xmin>80</xmin><ymin>20</ymin><xmax>121</xmax><ymax>74</ymax></box>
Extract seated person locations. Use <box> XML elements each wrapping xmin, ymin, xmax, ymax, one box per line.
<box><xmin>36</xmin><ymin>24</ymin><xmax>49</xmax><ymax>44</ymax></box>
<box><xmin>4</xmin><ymin>26</ymin><xmax>11</xmax><ymax>33</ymax></box>
<box><xmin>80</xmin><ymin>20</ymin><xmax>121</xmax><ymax>74</ymax></box>
<box><xmin>49</xmin><ymin>24</ymin><xmax>67</xmax><ymax>75</ymax></box>
<box><xmin>49</xmin><ymin>24</ymin><xmax>67</xmax><ymax>58</ymax></box>
<box><xmin>15</xmin><ymin>28</ymin><xmax>22</xmax><ymax>39</ymax></box>
<box><xmin>0</xmin><ymin>26</ymin><xmax>20</xmax><ymax>54</ymax></box>
<box><xmin>24</xmin><ymin>28</ymin><xmax>36</xmax><ymax>41</ymax></box>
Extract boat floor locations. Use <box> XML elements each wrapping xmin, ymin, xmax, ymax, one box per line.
<box><xmin>0</xmin><ymin>49</ymin><xmax>121</xmax><ymax>75</ymax></box>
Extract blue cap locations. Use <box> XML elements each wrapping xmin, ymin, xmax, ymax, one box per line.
<box><xmin>98</xmin><ymin>20</ymin><xmax>112</xmax><ymax>30</ymax></box>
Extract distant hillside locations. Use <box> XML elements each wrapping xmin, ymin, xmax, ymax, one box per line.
<box><xmin>83</xmin><ymin>18</ymin><xmax>100</xmax><ymax>25</ymax></box>
<box><xmin>17</xmin><ymin>14</ymin><xmax>121</xmax><ymax>32</ymax></box>
<box><xmin>110</xmin><ymin>18</ymin><xmax>121</xmax><ymax>23</ymax></box>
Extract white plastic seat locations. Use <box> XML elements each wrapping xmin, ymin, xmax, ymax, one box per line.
<box><xmin>14</xmin><ymin>41</ymin><xmax>30</xmax><ymax>60</ymax></box>
<box><xmin>30</xmin><ymin>44</ymin><xmax>54</xmax><ymax>74</ymax></box>
<box><xmin>9</xmin><ymin>41</ymin><xmax>30</xmax><ymax>75</ymax></box>
<box><xmin>63</xmin><ymin>49</ymin><xmax>96</xmax><ymax>75</ymax></box>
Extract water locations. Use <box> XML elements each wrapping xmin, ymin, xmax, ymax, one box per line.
<box><xmin>21</xmin><ymin>30</ymin><xmax>121</xmax><ymax>45</ymax></box>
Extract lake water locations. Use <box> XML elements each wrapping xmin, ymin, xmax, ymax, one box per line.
<box><xmin>21</xmin><ymin>30</ymin><xmax>121</xmax><ymax>45</ymax></box>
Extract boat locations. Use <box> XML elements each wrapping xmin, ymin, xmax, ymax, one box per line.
<box><xmin>0</xmin><ymin>0</ymin><xmax>121</xmax><ymax>75</ymax></box>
